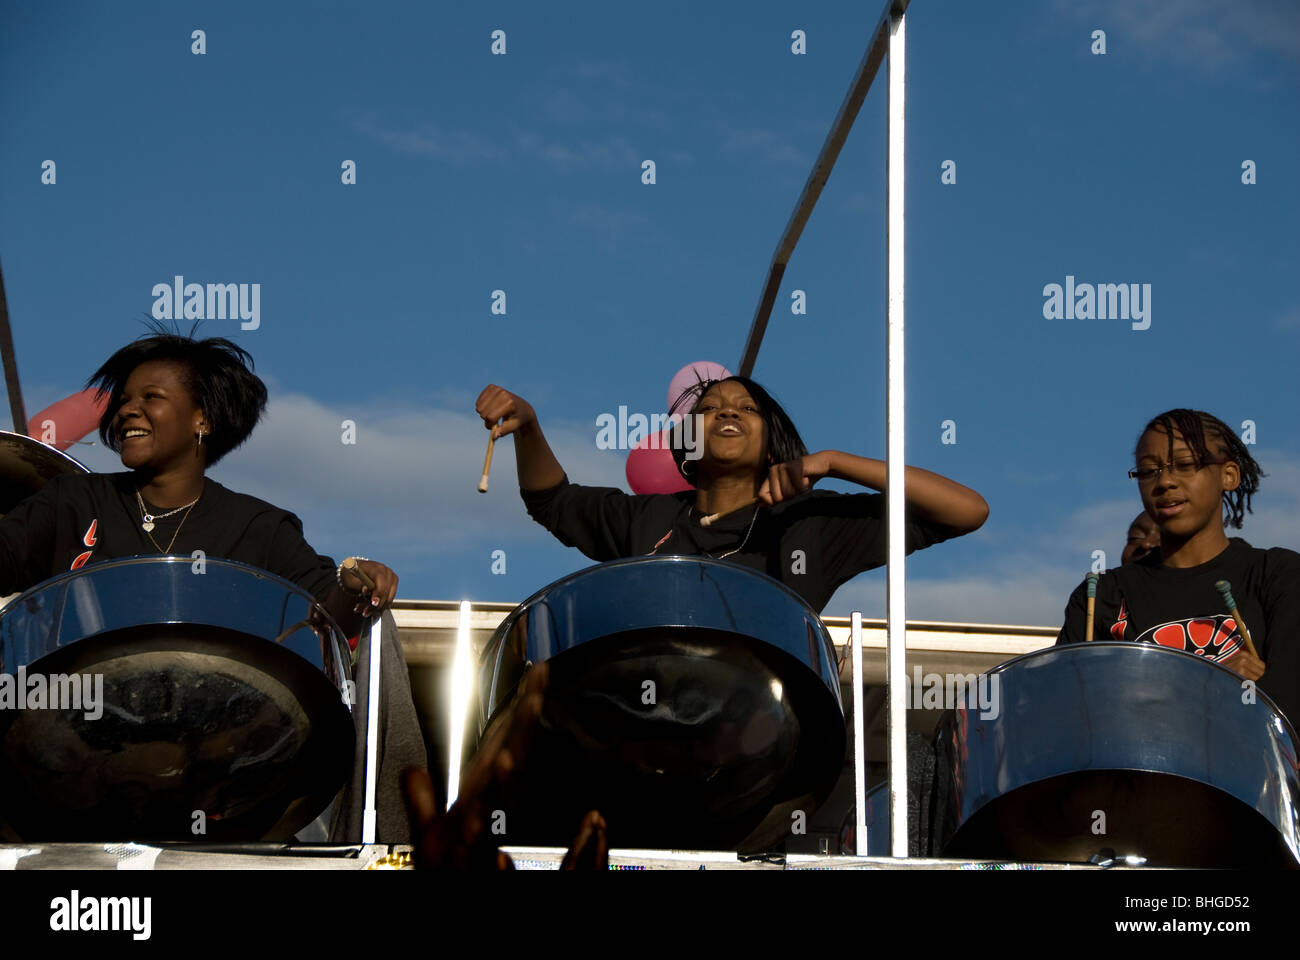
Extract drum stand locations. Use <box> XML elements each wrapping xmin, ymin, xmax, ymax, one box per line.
<box><xmin>849</xmin><ymin>611</ymin><xmax>909</xmax><ymax>860</ymax></box>
<box><xmin>851</xmin><ymin>614</ymin><xmax>868</xmax><ymax>855</ymax></box>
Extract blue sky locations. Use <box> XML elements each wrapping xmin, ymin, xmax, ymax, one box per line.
<box><xmin>2</xmin><ymin>0</ymin><xmax>1298</xmax><ymax>624</ymax></box>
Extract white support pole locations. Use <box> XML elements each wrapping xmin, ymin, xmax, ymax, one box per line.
<box><xmin>361</xmin><ymin>615</ymin><xmax>384</xmax><ymax>844</ymax></box>
<box><xmin>851</xmin><ymin>611</ymin><xmax>867</xmax><ymax>856</ymax></box>
<box><xmin>885</xmin><ymin>3</ymin><xmax>909</xmax><ymax>860</ymax></box>
<box><xmin>446</xmin><ymin>600</ymin><xmax>475</xmax><ymax>808</ymax></box>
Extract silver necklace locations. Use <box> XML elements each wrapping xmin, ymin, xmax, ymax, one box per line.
<box><xmin>710</xmin><ymin>505</ymin><xmax>760</xmax><ymax>559</ymax></box>
<box><xmin>687</xmin><ymin>502</ymin><xmax>760</xmax><ymax>559</ymax></box>
<box><xmin>136</xmin><ymin>489</ymin><xmax>200</xmax><ymax>533</ymax></box>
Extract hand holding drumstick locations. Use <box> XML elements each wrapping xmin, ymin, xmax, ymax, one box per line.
<box><xmin>338</xmin><ymin>556</ymin><xmax>398</xmax><ymax>616</ymax></box>
<box><xmin>1216</xmin><ymin>580</ymin><xmax>1267</xmax><ymax>682</ymax></box>
<box><xmin>474</xmin><ymin>385</ymin><xmax>567</xmax><ymax>493</ymax></box>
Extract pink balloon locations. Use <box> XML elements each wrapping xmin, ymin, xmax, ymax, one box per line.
<box><xmin>27</xmin><ymin>389</ymin><xmax>109</xmax><ymax>451</ymax></box>
<box><xmin>626</xmin><ymin>428</ymin><xmax>693</xmax><ymax>494</ymax></box>
<box><xmin>666</xmin><ymin>361</ymin><xmax>732</xmax><ymax>417</ymax></box>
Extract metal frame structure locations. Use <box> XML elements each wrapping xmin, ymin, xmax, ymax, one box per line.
<box><xmin>884</xmin><ymin>0</ymin><xmax>909</xmax><ymax>862</ymax></box>
<box><xmin>738</xmin><ymin>0</ymin><xmax>912</xmax><ymax>859</ymax></box>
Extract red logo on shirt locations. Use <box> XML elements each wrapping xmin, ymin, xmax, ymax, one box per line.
<box><xmin>1134</xmin><ymin>613</ymin><xmax>1242</xmax><ymax>661</ymax></box>
<box><xmin>1110</xmin><ymin>599</ymin><xmax>1128</xmax><ymax>640</ymax></box>
<box><xmin>71</xmin><ymin>518</ymin><xmax>98</xmax><ymax>569</ymax></box>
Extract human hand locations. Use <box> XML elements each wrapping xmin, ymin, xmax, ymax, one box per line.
<box><xmin>402</xmin><ymin>663</ymin><xmax>547</xmax><ymax>870</ymax></box>
<box><xmin>340</xmin><ymin>558</ymin><xmax>398</xmax><ymax>616</ymax></box>
<box><xmin>476</xmin><ymin>385</ymin><xmax>538</xmax><ymax>441</ymax></box>
<box><xmin>1223</xmin><ymin>647</ymin><xmax>1266</xmax><ymax>682</ymax></box>
<box><xmin>758</xmin><ymin>452</ymin><xmax>833</xmax><ymax>506</ymax></box>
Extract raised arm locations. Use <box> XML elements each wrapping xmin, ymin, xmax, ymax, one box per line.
<box><xmin>759</xmin><ymin>450</ymin><xmax>989</xmax><ymax>534</ymax></box>
<box><xmin>475</xmin><ymin>385</ymin><xmax>565</xmax><ymax>492</ymax></box>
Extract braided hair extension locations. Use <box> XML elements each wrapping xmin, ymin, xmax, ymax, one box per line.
<box><xmin>1138</xmin><ymin>409</ymin><xmax>1263</xmax><ymax>529</ymax></box>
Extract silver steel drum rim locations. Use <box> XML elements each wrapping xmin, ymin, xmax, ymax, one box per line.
<box><xmin>933</xmin><ymin>641</ymin><xmax>1300</xmax><ymax>867</ymax></box>
<box><xmin>0</xmin><ymin>430</ymin><xmax>91</xmax><ymax>476</ymax></box>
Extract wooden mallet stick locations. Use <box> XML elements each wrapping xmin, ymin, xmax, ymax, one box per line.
<box><xmin>700</xmin><ymin>498</ymin><xmax>757</xmax><ymax>527</ymax></box>
<box><xmin>1215</xmin><ymin>580</ymin><xmax>1260</xmax><ymax>659</ymax></box>
<box><xmin>341</xmin><ymin>555</ymin><xmax>377</xmax><ymax>592</ymax></box>
<box><xmin>1085</xmin><ymin>572</ymin><xmax>1099</xmax><ymax>642</ymax></box>
<box><xmin>477</xmin><ymin>424</ymin><xmax>496</xmax><ymax>493</ymax></box>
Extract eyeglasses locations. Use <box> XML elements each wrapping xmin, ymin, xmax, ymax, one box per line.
<box><xmin>1128</xmin><ymin>457</ymin><xmax>1226</xmax><ymax>484</ymax></box>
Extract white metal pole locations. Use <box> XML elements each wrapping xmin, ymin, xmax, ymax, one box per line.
<box><xmin>361</xmin><ymin>615</ymin><xmax>383</xmax><ymax>844</ymax></box>
<box><xmin>851</xmin><ymin>611</ymin><xmax>867</xmax><ymax>856</ymax></box>
<box><xmin>446</xmin><ymin>600</ymin><xmax>474</xmax><ymax>807</ymax></box>
<box><xmin>885</xmin><ymin>3</ymin><xmax>908</xmax><ymax>860</ymax></box>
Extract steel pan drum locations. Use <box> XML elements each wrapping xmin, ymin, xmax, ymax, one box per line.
<box><xmin>476</xmin><ymin>556</ymin><xmax>845</xmax><ymax>851</ymax></box>
<box><xmin>0</xmin><ymin>430</ymin><xmax>88</xmax><ymax>517</ymax></box>
<box><xmin>933</xmin><ymin>642</ymin><xmax>1300</xmax><ymax>867</ymax></box>
<box><xmin>0</xmin><ymin>557</ymin><xmax>354</xmax><ymax>842</ymax></box>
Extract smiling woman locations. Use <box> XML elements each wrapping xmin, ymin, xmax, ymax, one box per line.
<box><xmin>0</xmin><ymin>328</ymin><xmax>426</xmax><ymax>842</ymax></box>
<box><xmin>476</xmin><ymin>376</ymin><xmax>989</xmax><ymax>613</ymax></box>
<box><xmin>0</xmin><ymin>330</ymin><xmax>397</xmax><ymax>625</ymax></box>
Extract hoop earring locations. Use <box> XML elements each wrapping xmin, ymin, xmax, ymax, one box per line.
<box><xmin>679</xmin><ymin>460</ymin><xmax>695</xmax><ymax>480</ymax></box>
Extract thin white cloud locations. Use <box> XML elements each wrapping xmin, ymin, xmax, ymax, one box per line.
<box><xmin>355</xmin><ymin>114</ymin><xmax>646</xmax><ymax>175</ymax></box>
<box><xmin>204</xmin><ymin>392</ymin><xmax>628</xmax><ymax>558</ymax></box>
<box><xmin>1057</xmin><ymin>0</ymin><xmax>1300</xmax><ymax>66</ymax></box>
<box><xmin>567</xmin><ymin>202</ymin><xmax>651</xmax><ymax>251</ymax></box>
<box><xmin>354</xmin><ymin>116</ymin><xmax>508</xmax><ymax>166</ymax></box>
<box><xmin>721</xmin><ymin>126</ymin><xmax>811</xmax><ymax>168</ymax></box>
<box><xmin>1240</xmin><ymin>448</ymin><xmax>1300</xmax><ymax>546</ymax></box>
<box><xmin>827</xmin><ymin>567</ymin><xmax>1076</xmax><ymax>627</ymax></box>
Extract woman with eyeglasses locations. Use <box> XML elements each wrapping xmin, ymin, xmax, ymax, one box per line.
<box><xmin>1056</xmin><ymin>408</ymin><xmax>1300</xmax><ymax>725</ymax></box>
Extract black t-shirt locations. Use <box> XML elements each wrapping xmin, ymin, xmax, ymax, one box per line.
<box><xmin>0</xmin><ymin>472</ymin><xmax>337</xmax><ymax>601</ymax></box>
<box><xmin>1056</xmin><ymin>538</ymin><xmax>1300</xmax><ymax>727</ymax></box>
<box><xmin>521</xmin><ymin>477</ymin><xmax>956</xmax><ymax>613</ymax></box>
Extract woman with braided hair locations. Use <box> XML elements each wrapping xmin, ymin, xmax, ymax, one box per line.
<box><xmin>1057</xmin><ymin>408</ymin><xmax>1300</xmax><ymax>726</ymax></box>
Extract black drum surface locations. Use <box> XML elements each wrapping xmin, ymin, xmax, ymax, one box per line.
<box><xmin>938</xmin><ymin>768</ymin><xmax>1298</xmax><ymax>868</ymax></box>
<box><xmin>479</xmin><ymin>627</ymin><xmax>844</xmax><ymax>852</ymax></box>
<box><xmin>0</xmin><ymin>624</ymin><xmax>353</xmax><ymax>842</ymax></box>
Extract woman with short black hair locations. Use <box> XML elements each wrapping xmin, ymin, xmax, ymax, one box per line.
<box><xmin>0</xmin><ymin>328</ymin><xmax>423</xmax><ymax>842</ymax></box>
<box><xmin>476</xmin><ymin>376</ymin><xmax>988</xmax><ymax>613</ymax></box>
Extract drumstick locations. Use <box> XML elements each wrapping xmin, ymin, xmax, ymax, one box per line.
<box><xmin>341</xmin><ymin>556</ymin><xmax>377</xmax><ymax>592</ymax></box>
<box><xmin>1084</xmin><ymin>573</ymin><xmax>1099</xmax><ymax>642</ymax></box>
<box><xmin>700</xmin><ymin>498</ymin><xmax>757</xmax><ymax>527</ymax></box>
<box><xmin>477</xmin><ymin>425</ymin><xmax>496</xmax><ymax>493</ymax></box>
<box><xmin>1215</xmin><ymin>580</ymin><xmax>1260</xmax><ymax>659</ymax></box>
